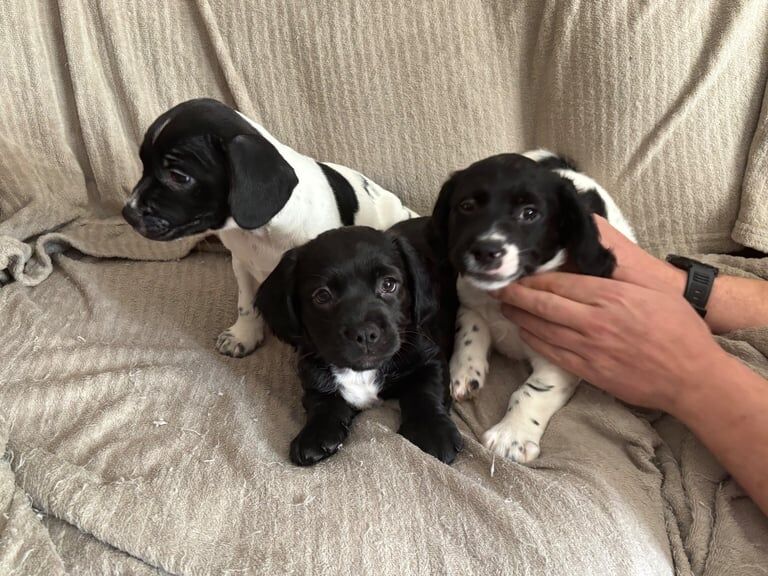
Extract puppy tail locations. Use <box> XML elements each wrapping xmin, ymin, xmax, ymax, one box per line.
<box><xmin>523</xmin><ymin>149</ymin><xmax>579</xmax><ymax>172</ymax></box>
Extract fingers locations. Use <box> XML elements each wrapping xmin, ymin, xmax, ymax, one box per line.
<box><xmin>502</xmin><ymin>305</ymin><xmax>589</xmax><ymax>347</ymax></box>
<box><xmin>517</xmin><ymin>327</ymin><xmax>590</xmax><ymax>380</ymax></box>
<box><xmin>494</xmin><ymin>276</ymin><xmax>601</xmax><ymax>328</ymax></box>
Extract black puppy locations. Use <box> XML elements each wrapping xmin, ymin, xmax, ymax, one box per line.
<box><xmin>256</xmin><ymin>219</ymin><xmax>462</xmax><ymax>466</ymax></box>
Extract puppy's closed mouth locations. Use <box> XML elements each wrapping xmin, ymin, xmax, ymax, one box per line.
<box><xmin>142</xmin><ymin>217</ymin><xmax>205</xmax><ymax>241</ymax></box>
<box><xmin>462</xmin><ymin>270</ymin><xmax>523</xmax><ymax>291</ymax></box>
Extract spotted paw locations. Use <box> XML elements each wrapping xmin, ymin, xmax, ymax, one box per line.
<box><xmin>482</xmin><ymin>418</ymin><xmax>542</xmax><ymax>464</ymax></box>
<box><xmin>449</xmin><ymin>355</ymin><xmax>487</xmax><ymax>402</ymax></box>
<box><xmin>215</xmin><ymin>318</ymin><xmax>264</xmax><ymax>358</ymax></box>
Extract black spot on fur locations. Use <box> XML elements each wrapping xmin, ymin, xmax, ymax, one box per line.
<box><xmin>318</xmin><ymin>163</ymin><xmax>359</xmax><ymax>225</ymax></box>
<box><xmin>464</xmin><ymin>340</ymin><xmax>472</xmax><ymax>346</ymax></box>
<box><xmin>472</xmin><ymin>325</ymin><xmax>479</xmax><ymax>332</ymax></box>
<box><xmin>526</xmin><ymin>382</ymin><xmax>553</xmax><ymax>392</ymax></box>
<box><xmin>531</xmin><ymin>419</ymin><xmax>540</xmax><ymax>426</ymax></box>
<box><xmin>523</xmin><ymin>391</ymin><xmax>531</xmax><ymax>397</ymax></box>
<box><xmin>361</xmin><ymin>176</ymin><xmax>375</xmax><ymax>197</ymax></box>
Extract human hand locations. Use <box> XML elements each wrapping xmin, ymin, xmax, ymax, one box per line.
<box><xmin>496</xmin><ymin>273</ymin><xmax>730</xmax><ymax>416</ymax></box>
<box><xmin>593</xmin><ymin>216</ymin><xmax>686</xmax><ymax>297</ymax></box>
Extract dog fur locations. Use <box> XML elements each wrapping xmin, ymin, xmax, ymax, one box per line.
<box><xmin>256</xmin><ymin>219</ymin><xmax>462</xmax><ymax>466</ymax></box>
<box><xmin>430</xmin><ymin>150</ymin><xmax>636</xmax><ymax>463</ymax></box>
<box><xmin>122</xmin><ymin>98</ymin><xmax>417</xmax><ymax>357</ymax></box>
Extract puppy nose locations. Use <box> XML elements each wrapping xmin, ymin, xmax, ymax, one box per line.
<box><xmin>470</xmin><ymin>241</ymin><xmax>506</xmax><ymax>267</ymax></box>
<box><xmin>342</xmin><ymin>323</ymin><xmax>381</xmax><ymax>351</ymax></box>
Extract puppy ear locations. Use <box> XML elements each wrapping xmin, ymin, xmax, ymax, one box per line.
<box><xmin>226</xmin><ymin>134</ymin><xmax>299</xmax><ymax>229</ymax></box>
<box><xmin>255</xmin><ymin>249</ymin><xmax>302</xmax><ymax>346</ymax></box>
<box><xmin>557</xmin><ymin>182</ymin><xmax>616</xmax><ymax>277</ymax></box>
<box><xmin>392</xmin><ymin>235</ymin><xmax>437</xmax><ymax>325</ymax></box>
<box><xmin>427</xmin><ymin>174</ymin><xmax>457</xmax><ymax>260</ymax></box>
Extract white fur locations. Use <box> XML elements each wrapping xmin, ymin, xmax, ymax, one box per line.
<box><xmin>451</xmin><ymin>150</ymin><xmax>636</xmax><ymax>463</ymax></box>
<box><xmin>332</xmin><ymin>368</ymin><xmax>382</xmax><ymax>409</ymax></box>
<box><xmin>212</xmin><ymin>111</ymin><xmax>418</xmax><ymax>357</ymax></box>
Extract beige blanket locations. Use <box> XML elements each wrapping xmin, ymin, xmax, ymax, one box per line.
<box><xmin>2</xmin><ymin>1</ymin><xmax>768</xmax><ymax>574</ymax></box>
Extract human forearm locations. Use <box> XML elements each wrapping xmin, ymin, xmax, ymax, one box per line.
<box><xmin>670</xmin><ymin>351</ymin><xmax>768</xmax><ymax>515</ymax></box>
<box><xmin>705</xmin><ymin>274</ymin><xmax>768</xmax><ymax>334</ymax></box>
<box><xmin>594</xmin><ymin>216</ymin><xmax>768</xmax><ymax>334</ymax></box>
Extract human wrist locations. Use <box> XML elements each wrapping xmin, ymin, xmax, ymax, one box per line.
<box><xmin>666</xmin><ymin>347</ymin><xmax>744</xmax><ymax>424</ymax></box>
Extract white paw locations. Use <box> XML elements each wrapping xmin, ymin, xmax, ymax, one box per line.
<box><xmin>450</xmin><ymin>355</ymin><xmax>487</xmax><ymax>401</ymax></box>
<box><xmin>482</xmin><ymin>417</ymin><xmax>542</xmax><ymax>464</ymax></box>
<box><xmin>215</xmin><ymin>318</ymin><xmax>264</xmax><ymax>358</ymax></box>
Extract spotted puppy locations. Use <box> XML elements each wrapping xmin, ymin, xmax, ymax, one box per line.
<box><xmin>123</xmin><ymin>98</ymin><xmax>416</xmax><ymax>357</ymax></box>
<box><xmin>430</xmin><ymin>150</ymin><xmax>635</xmax><ymax>463</ymax></box>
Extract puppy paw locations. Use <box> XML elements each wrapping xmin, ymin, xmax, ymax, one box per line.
<box><xmin>215</xmin><ymin>318</ymin><xmax>264</xmax><ymax>357</ymax></box>
<box><xmin>289</xmin><ymin>421</ymin><xmax>349</xmax><ymax>466</ymax></box>
<box><xmin>482</xmin><ymin>418</ymin><xmax>542</xmax><ymax>464</ymax></box>
<box><xmin>449</xmin><ymin>355</ymin><xmax>487</xmax><ymax>402</ymax></box>
<box><xmin>399</xmin><ymin>414</ymin><xmax>463</xmax><ymax>464</ymax></box>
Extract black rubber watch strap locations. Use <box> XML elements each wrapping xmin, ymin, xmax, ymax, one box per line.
<box><xmin>666</xmin><ymin>255</ymin><xmax>718</xmax><ymax>318</ymax></box>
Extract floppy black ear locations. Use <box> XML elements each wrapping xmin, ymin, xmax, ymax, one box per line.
<box><xmin>392</xmin><ymin>235</ymin><xmax>437</xmax><ymax>326</ymax></box>
<box><xmin>255</xmin><ymin>249</ymin><xmax>302</xmax><ymax>346</ymax></box>
<box><xmin>427</xmin><ymin>174</ymin><xmax>457</xmax><ymax>260</ymax></box>
<box><xmin>557</xmin><ymin>182</ymin><xmax>616</xmax><ymax>278</ymax></box>
<box><xmin>226</xmin><ymin>134</ymin><xmax>299</xmax><ymax>229</ymax></box>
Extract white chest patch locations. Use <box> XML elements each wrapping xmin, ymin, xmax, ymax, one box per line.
<box><xmin>332</xmin><ymin>368</ymin><xmax>382</xmax><ymax>409</ymax></box>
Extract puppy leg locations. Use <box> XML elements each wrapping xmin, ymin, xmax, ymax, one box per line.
<box><xmin>398</xmin><ymin>361</ymin><xmax>463</xmax><ymax>464</ymax></box>
<box><xmin>449</xmin><ymin>307</ymin><xmax>492</xmax><ymax>401</ymax></box>
<box><xmin>216</xmin><ymin>257</ymin><xmax>265</xmax><ymax>357</ymax></box>
<box><xmin>290</xmin><ymin>390</ymin><xmax>358</xmax><ymax>466</ymax></box>
<box><xmin>483</xmin><ymin>355</ymin><xmax>578</xmax><ymax>463</ymax></box>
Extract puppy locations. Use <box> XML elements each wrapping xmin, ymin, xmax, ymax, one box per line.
<box><xmin>430</xmin><ymin>150</ymin><xmax>636</xmax><ymax>463</ymax></box>
<box><xmin>122</xmin><ymin>98</ymin><xmax>416</xmax><ymax>357</ymax></box>
<box><xmin>256</xmin><ymin>219</ymin><xmax>463</xmax><ymax>466</ymax></box>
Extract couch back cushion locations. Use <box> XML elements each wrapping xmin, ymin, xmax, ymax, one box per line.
<box><xmin>1</xmin><ymin>1</ymin><xmax>767</xmax><ymax>254</ymax></box>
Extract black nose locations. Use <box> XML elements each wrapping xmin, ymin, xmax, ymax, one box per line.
<box><xmin>342</xmin><ymin>323</ymin><xmax>381</xmax><ymax>351</ymax></box>
<box><xmin>470</xmin><ymin>241</ymin><xmax>506</xmax><ymax>268</ymax></box>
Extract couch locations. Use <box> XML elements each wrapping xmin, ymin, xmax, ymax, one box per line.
<box><xmin>1</xmin><ymin>1</ymin><xmax>767</xmax><ymax>574</ymax></box>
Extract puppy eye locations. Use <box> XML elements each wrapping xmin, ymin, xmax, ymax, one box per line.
<box><xmin>458</xmin><ymin>199</ymin><xmax>477</xmax><ymax>213</ymax></box>
<box><xmin>169</xmin><ymin>169</ymin><xmax>192</xmax><ymax>185</ymax></box>
<box><xmin>311</xmin><ymin>287</ymin><xmax>333</xmax><ymax>306</ymax></box>
<box><xmin>380</xmin><ymin>277</ymin><xmax>398</xmax><ymax>294</ymax></box>
<box><xmin>520</xmin><ymin>206</ymin><xmax>540</xmax><ymax>222</ymax></box>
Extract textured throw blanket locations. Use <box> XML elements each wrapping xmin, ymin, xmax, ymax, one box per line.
<box><xmin>1</xmin><ymin>1</ymin><xmax>768</xmax><ymax>574</ymax></box>
<box><xmin>2</xmin><ymin>235</ymin><xmax>767</xmax><ymax>575</ymax></box>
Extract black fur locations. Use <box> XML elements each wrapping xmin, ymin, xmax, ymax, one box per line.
<box><xmin>123</xmin><ymin>98</ymin><xmax>298</xmax><ymax>240</ymax></box>
<box><xmin>429</xmin><ymin>153</ymin><xmax>615</xmax><ymax>282</ymax></box>
<box><xmin>577</xmin><ymin>189</ymin><xmax>608</xmax><ymax>218</ymax></box>
<box><xmin>535</xmin><ymin>153</ymin><xmax>578</xmax><ymax>172</ymax></box>
<box><xmin>318</xmin><ymin>163</ymin><xmax>360</xmax><ymax>226</ymax></box>
<box><xmin>256</xmin><ymin>221</ymin><xmax>462</xmax><ymax>466</ymax></box>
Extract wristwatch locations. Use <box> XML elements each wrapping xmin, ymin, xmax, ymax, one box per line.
<box><xmin>666</xmin><ymin>255</ymin><xmax>719</xmax><ymax>318</ymax></box>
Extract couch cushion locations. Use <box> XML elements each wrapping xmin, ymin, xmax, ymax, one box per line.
<box><xmin>2</xmin><ymin>1</ymin><xmax>768</xmax><ymax>259</ymax></box>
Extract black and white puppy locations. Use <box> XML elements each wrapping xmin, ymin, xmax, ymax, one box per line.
<box><xmin>122</xmin><ymin>98</ymin><xmax>416</xmax><ymax>357</ymax></box>
<box><xmin>256</xmin><ymin>219</ymin><xmax>463</xmax><ymax>466</ymax></box>
<box><xmin>431</xmin><ymin>150</ymin><xmax>636</xmax><ymax>463</ymax></box>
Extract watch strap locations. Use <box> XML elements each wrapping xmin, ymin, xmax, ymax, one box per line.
<box><xmin>666</xmin><ymin>255</ymin><xmax>718</xmax><ymax>317</ymax></box>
